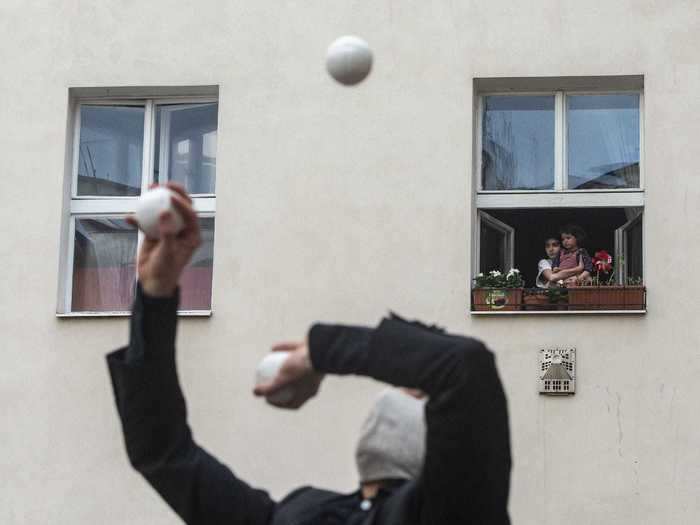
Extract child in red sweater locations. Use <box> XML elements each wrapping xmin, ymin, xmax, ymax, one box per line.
<box><xmin>552</xmin><ymin>224</ymin><xmax>593</xmax><ymax>286</ymax></box>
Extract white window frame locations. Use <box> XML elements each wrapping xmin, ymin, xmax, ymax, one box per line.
<box><xmin>476</xmin><ymin>211</ymin><xmax>515</xmax><ymax>274</ymax></box>
<box><xmin>155</xmin><ymin>101</ymin><xmax>218</xmax><ymax>198</ymax></box>
<box><xmin>471</xmin><ymin>86</ymin><xmax>646</xmax><ymax>314</ymax></box>
<box><xmin>615</xmin><ymin>210</ymin><xmax>644</xmax><ymax>284</ymax></box>
<box><xmin>57</xmin><ymin>94</ymin><xmax>218</xmax><ymax>317</ymax></box>
<box><xmin>475</xmin><ymin>90</ymin><xmax>645</xmax><ymax>208</ymax></box>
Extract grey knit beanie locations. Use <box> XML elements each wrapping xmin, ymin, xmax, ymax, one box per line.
<box><xmin>355</xmin><ymin>388</ymin><xmax>427</xmax><ymax>483</ymax></box>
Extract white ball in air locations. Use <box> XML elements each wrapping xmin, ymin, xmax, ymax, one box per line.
<box><xmin>326</xmin><ymin>35</ymin><xmax>373</xmax><ymax>86</ymax></box>
<box><xmin>134</xmin><ymin>187</ymin><xmax>185</xmax><ymax>239</ymax></box>
<box><xmin>255</xmin><ymin>352</ymin><xmax>296</xmax><ymax>405</ymax></box>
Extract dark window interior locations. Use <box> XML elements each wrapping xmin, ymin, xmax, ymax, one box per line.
<box><xmin>480</xmin><ymin>220</ymin><xmax>506</xmax><ymax>276</ymax></box>
<box><xmin>481</xmin><ymin>208</ymin><xmax>637</xmax><ymax>286</ymax></box>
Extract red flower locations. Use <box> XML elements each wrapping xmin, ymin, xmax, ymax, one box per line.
<box><xmin>593</xmin><ymin>250</ymin><xmax>613</xmax><ymax>273</ymax></box>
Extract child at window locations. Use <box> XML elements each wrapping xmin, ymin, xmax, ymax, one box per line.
<box><xmin>536</xmin><ymin>236</ymin><xmax>586</xmax><ymax>288</ymax></box>
<box><xmin>551</xmin><ymin>224</ymin><xmax>593</xmax><ymax>286</ymax></box>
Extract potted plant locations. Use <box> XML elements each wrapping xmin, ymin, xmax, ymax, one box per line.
<box><xmin>547</xmin><ymin>286</ymin><xmax>570</xmax><ymax>310</ymax></box>
<box><xmin>472</xmin><ymin>269</ymin><xmax>525</xmax><ymax>311</ymax></box>
<box><xmin>566</xmin><ymin>251</ymin><xmax>645</xmax><ymax>310</ymax></box>
<box><xmin>522</xmin><ymin>289</ymin><xmax>550</xmax><ymax>310</ymax></box>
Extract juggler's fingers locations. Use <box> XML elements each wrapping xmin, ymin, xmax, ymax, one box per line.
<box><xmin>169</xmin><ymin>193</ymin><xmax>198</xmax><ymax>229</ymax></box>
<box><xmin>271</xmin><ymin>342</ymin><xmax>302</xmax><ymax>352</ymax></box>
<box><xmin>165</xmin><ymin>182</ymin><xmax>193</xmax><ymax>204</ymax></box>
<box><xmin>158</xmin><ymin>211</ymin><xmax>179</xmax><ymax>240</ymax></box>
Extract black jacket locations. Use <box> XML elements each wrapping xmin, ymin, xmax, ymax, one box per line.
<box><xmin>107</xmin><ymin>285</ymin><xmax>511</xmax><ymax>524</ymax></box>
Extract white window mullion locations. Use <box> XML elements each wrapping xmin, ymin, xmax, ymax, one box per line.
<box><xmin>64</xmin><ymin>216</ymin><xmax>76</xmax><ymax>313</ymax></box>
<box><xmin>639</xmin><ymin>92</ymin><xmax>645</xmax><ymax>190</ymax></box>
<box><xmin>554</xmin><ymin>91</ymin><xmax>565</xmax><ymax>191</ymax></box>
<box><xmin>135</xmin><ymin>229</ymin><xmax>144</xmax><ymax>289</ymax></box>
<box><xmin>71</xmin><ymin>103</ymin><xmax>82</xmax><ymax>199</ymax></box>
<box><xmin>158</xmin><ymin>106</ymin><xmax>171</xmax><ymax>186</ymax></box>
<box><xmin>475</xmin><ymin>191</ymin><xmax>645</xmax><ymax>209</ymax></box>
<box><xmin>475</xmin><ymin>96</ymin><xmax>484</xmax><ymax>192</ymax></box>
<box><xmin>142</xmin><ymin>100</ymin><xmax>155</xmax><ymax>191</ymax></box>
<box><xmin>70</xmin><ymin>199</ymin><xmax>137</xmax><ymax>215</ymax></box>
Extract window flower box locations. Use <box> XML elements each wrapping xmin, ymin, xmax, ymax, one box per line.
<box><xmin>522</xmin><ymin>290</ymin><xmax>551</xmax><ymax>310</ymax></box>
<box><xmin>472</xmin><ymin>287</ymin><xmax>524</xmax><ymax>311</ymax></box>
<box><xmin>567</xmin><ymin>285</ymin><xmax>645</xmax><ymax>310</ymax></box>
<box><xmin>472</xmin><ymin>269</ymin><xmax>525</xmax><ymax>311</ymax></box>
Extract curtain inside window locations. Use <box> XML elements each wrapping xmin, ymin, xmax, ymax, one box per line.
<box><xmin>72</xmin><ymin>219</ymin><xmax>137</xmax><ymax>311</ymax></box>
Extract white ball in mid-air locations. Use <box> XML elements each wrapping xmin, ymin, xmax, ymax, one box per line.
<box><xmin>326</xmin><ymin>35</ymin><xmax>373</xmax><ymax>86</ymax></box>
<box><xmin>134</xmin><ymin>187</ymin><xmax>185</xmax><ymax>239</ymax></box>
<box><xmin>255</xmin><ymin>352</ymin><xmax>296</xmax><ymax>405</ymax></box>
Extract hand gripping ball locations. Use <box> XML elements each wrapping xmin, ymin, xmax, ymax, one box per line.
<box><xmin>134</xmin><ymin>187</ymin><xmax>185</xmax><ymax>240</ymax></box>
<box><xmin>255</xmin><ymin>352</ymin><xmax>296</xmax><ymax>405</ymax></box>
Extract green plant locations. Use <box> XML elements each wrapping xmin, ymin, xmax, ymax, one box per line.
<box><xmin>546</xmin><ymin>287</ymin><xmax>568</xmax><ymax>303</ymax></box>
<box><xmin>473</xmin><ymin>269</ymin><xmax>524</xmax><ymax>288</ymax></box>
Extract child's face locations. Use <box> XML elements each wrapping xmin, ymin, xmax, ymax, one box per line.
<box><xmin>561</xmin><ymin>233</ymin><xmax>578</xmax><ymax>250</ymax></box>
<box><xmin>545</xmin><ymin>239</ymin><xmax>560</xmax><ymax>258</ymax></box>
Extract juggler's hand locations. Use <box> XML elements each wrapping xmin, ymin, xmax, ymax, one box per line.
<box><xmin>126</xmin><ymin>182</ymin><xmax>201</xmax><ymax>298</ymax></box>
<box><xmin>253</xmin><ymin>341</ymin><xmax>325</xmax><ymax>409</ymax></box>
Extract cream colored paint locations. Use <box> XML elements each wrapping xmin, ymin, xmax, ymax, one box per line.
<box><xmin>1</xmin><ymin>1</ymin><xmax>698</xmax><ymax>523</ymax></box>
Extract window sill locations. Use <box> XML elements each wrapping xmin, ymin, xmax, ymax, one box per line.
<box><xmin>56</xmin><ymin>310</ymin><xmax>213</xmax><ymax>318</ymax></box>
<box><xmin>470</xmin><ymin>309</ymin><xmax>646</xmax><ymax>315</ymax></box>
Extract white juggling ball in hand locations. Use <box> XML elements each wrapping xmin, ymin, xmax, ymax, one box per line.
<box><xmin>255</xmin><ymin>352</ymin><xmax>296</xmax><ymax>405</ymax></box>
<box><xmin>134</xmin><ymin>187</ymin><xmax>185</xmax><ymax>239</ymax></box>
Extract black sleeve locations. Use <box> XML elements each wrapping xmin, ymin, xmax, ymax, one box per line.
<box><xmin>107</xmin><ymin>283</ymin><xmax>275</xmax><ymax>525</ymax></box>
<box><xmin>309</xmin><ymin>314</ymin><xmax>511</xmax><ymax>524</ymax></box>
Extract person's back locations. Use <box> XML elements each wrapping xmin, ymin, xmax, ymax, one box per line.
<box><xmin>107</xmin><ymin>183</ymin><xmax>512</xmax><ymax>524</ymax></box>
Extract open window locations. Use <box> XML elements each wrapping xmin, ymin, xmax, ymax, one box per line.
<box><xmin>472</xmin><ymin>76</ymin><xmax>646</xmax><ymax>313</ymax></box>
<box><xmin>477</xmin><ymin>211</ymin><xmax>515</xmax><ymax>274</ymax></box>
<box><xmin>477</xmin><ymin>207</ymin><xmax>641</xmax><ymax>284</ymax></box>
<box><xmin>473</xmin><ymin>207</ymin><xmax>646</xmax><ymax>312</ymax></box>
<box><xmin>615</xmin><ymin>210</ymin><xmax>643</xmax><ymax>284</ymax></box>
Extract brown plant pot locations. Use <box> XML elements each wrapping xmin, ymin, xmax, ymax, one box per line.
<box><xmin>472</xmin><ymin>288</ymin><xmax>523</xmax><ymax>311</ymax></box>
<box><xmin>566</xmin><ymin>286</ymin><xmax>645</xmax><ymax>310</ymax></box>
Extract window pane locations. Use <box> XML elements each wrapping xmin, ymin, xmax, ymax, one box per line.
<box><xmin>626</xmin><ymin>217</ymin><xmax>643</xmax><ymax>281</ymax></box>
<box><xmin>482</xmin><ymin>96</ymin><xmax>555</xmax><ymax>190</ymax></box>
<box><xmin>180</xmin><ymin>217</ymin><xmax>215</xmax><ymax>310</ymax></box>
<box><xmin>480</xmin><ymin>221</ymin><xmax>506</xmax><ymax>273</ymax></box>
<box><xmin>72</xmin><ymin>218</ymin><xmax>137</xmax><ymax>312</ymax></box>
<box><xmin>77</xmin><ymin>106</ymin><xmax>144</xmax><ymax>196</ymax></box>
<box><xmin>155</xmin><ymin>103</ymin><xmax>218</xmax><ymax>194</ymax></box>
<box><xmin>567</xmin><ymin>94</ymin><xmax>640</xmax><ymax>189</ymax></box>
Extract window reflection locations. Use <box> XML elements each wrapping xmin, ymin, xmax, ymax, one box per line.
<box><xmin>154</xmin><ymin>103</ymin><xmax>218</xmax><ymax>194</ymax></box>
<box><xmin>482</xmin><ymin>96</ymin><xmax>555</xmax><ymax>190</ymax></box>
<box><xmin>77</xmin><ymin>106</ymin><xmax>144</xmax><ymax>196</ymax></box>
<box><xmin>567</xmin><ymin>94</ymin><xmax>640</xmax><ymax>189</ymax></box>
<box><xmin>72</xmin><ymin>218</ymin><xmax>137</xmax><ymax>311</ymax></box>
<box><xmin>180</xmin><ymin>217</ymin><xmax>215</xmax><ymax>310</ymax></box>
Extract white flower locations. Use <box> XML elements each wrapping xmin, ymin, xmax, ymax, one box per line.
<box><xmin>507</xmin><ymin>268</ymin><xmax>520</xmax><ymax>277</ymax></box>
<box><xmin>490</xmin><ymin>270</ymin><xmax>502</xmax><ymax>277</ymax></box>
<box><xmin>477</xmin><ymin>272</ymin><xmax>484</xmax><ymax>277</ymax></box>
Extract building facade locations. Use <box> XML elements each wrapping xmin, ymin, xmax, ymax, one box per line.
<box><xmin>1</xmin><ymin>1</ymin><xmax>699</xmax><ymax>523</ymax></box>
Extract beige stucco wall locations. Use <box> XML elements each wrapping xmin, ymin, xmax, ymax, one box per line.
<box><xmin>1</xmin><ymin>1</ymin><xmax>699</xmax><ymax>523</ymax></box>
